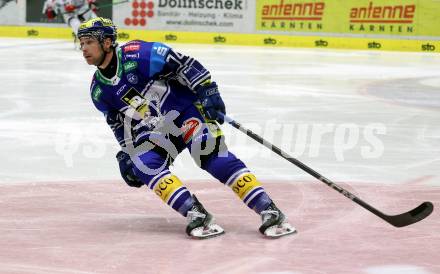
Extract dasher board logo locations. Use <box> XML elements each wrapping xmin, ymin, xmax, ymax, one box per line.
<box><xmin>349</xmin><ymin>2</ymin><xmax>416</xmax><ymax>34</ymax></box>
<box><xmin>257</xmin><ymin>1</ymin><xmax>326</xmax><ymax>31</ymax></box>
<box><xmin>118</xmin><ymin>0</ymin><xmax>251</xmax><ymax>33</ymax></box>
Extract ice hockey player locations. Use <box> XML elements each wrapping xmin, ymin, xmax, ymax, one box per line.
<box><xmin>77</xmin><ymin>17</ymin><xmax>296</xmax><ymax>239</ymax></box>
<box><xmin>42</xmin><ymin>0</ymin><xmax>98</xmax><ymax>41</ymax></box>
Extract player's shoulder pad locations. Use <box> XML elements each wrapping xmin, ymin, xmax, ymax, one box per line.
<box><xmin>150</xmin><ymin>42</ymin><xmax>171</xmax><ymax>61</ymax></box>
<box><xmin>120</xmin><ymin>40</ymin><xmax>158</xmax><ymax>60</ymax></box>
<box><xmin>149</xmin><ymin>42</ymin><xmax>171</xmax><ymax>77</ymax></box>
<box><xmin>121</xmin><ymin>40</ymin><xmax>143</xmax><ymax>57</ymax></box>
<box><xmin>120</xmin><ymin>40</ymin><xmax>152</xmax><ymax>71</ymax></box>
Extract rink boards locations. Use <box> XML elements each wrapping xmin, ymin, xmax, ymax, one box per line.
<box><xmin>0</xmin><ymin>25</ymin><xmax>440</xmax><ymax>53</ymax></box>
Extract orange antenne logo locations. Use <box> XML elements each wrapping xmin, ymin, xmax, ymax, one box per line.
<box><xmin>350</xmin><ymin>2</ymin><xmax>416</xmax><ymax>24</ymax></box>
<box><xmin>261</xmin><ymin>1</ymin><xmax>325</xmax><ymax>21</ymax></box>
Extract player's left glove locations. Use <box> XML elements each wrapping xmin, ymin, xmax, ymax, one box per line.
<box><xmin>195</xmin><ymin>81</ymin><xmax>226</xmax><ymax>124</ymax></box>
<box><xmin>116</xmin><ymin>151</ymin><xmax>144</xmax><ymax>188</ymax></box>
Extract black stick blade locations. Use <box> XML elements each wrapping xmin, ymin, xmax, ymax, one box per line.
<box><xmin>384</xmin><ymin>202</ymin><xmax>434</xmax><ymax>228</ymax></box>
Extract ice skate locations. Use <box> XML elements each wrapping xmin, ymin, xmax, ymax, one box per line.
<box><xmin>259</xmin><ymin>202</ymin><xmax>296</xmax><ymax>238</ymax></box>
<box><xmin>186</xmin><ymin>195</ymin><xmax>225</xmax><ymax>239</ymax></box>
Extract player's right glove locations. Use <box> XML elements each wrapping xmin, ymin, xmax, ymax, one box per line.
<box><xmin>195</xmin><ymin>81</ymin><xmax>226</xmax><ymax>124</ymax></box>
<box><xmin>116</xmin><ymin>151</ymin><xmax>144</xmax><ymax>188</ymax></box>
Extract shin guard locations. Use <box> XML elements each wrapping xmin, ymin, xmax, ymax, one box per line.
<box><xmin>151</xmin><ymin>174</ymin><xmax>193</xmax><ymax>216</ymax></box>
<box><xmin>229</xmin><ymin>173</ymin><xmax>272</xmax><ymax>214</ymax></box>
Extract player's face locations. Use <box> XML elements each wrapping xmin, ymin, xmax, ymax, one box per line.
<box><xmin>79</xmin><ymin>37</ymin><xmax>103</xmax><ymax>66</ymax></box>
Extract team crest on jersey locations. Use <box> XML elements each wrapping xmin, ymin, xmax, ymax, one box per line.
<box><xmin>121</xmin><ymin>87</ymin><xmax>149</xmax><ymax>118</ymax></box>
<box><xmin>182</xmin><ymin>118</ymin><xmax>202</xmax><ymax>143</ymax></box>
<box><xmin>127</xmin><ymin>73</ymin><xmax>139</xmax><ymax>84</ymax></box>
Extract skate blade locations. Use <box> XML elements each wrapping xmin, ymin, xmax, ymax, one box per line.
<box><xmin>189</xmin><ymin>224</ymin><xmax>225</xmax><ymax>240</ymax></box>
<box><xmin>264</xmin><ymin>222</ymin><xmax>297</xmax><ymax>239</ymax></box>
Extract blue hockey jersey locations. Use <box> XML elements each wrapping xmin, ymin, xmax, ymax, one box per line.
<box><xmin>89</xmin><ymin>40</ymin><xmax>212</xmax><ymax>147</ymax></box>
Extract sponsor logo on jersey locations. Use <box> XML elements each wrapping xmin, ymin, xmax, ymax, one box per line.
<box><xmin>92</xmin><ymin>86</ymin><xmax>103</xmax><ymax>101</ymax></box>
<box><xmin>123</xmin><ymin>61</ymin><xmax>138</xmax><ymax>72</ymax></box>
<box><xmin>182</xmin><ymin>118</ymin><xmax>202</xmax><ymax>143</ymax></box>
<box><xmin>121</xmin><ymin>87</ymin><xmax>149</xmax><ymax>118</ymax></box>
<box><xmin>124</xmin><ymin>44</ymin><xmax>140</xmax><ymax>52</ymax></box>
<box><xmin>125</xmin><ymin>53</ymin><xmax>140</xmax><ymax>59</ymax></box>
<box><xmin>116</xmin><ymin>84</ymin><xmax>127</xmax><ymax>95</ymax></box>
<box><xmin>127</xmin><ymin>73</ymin><xmax>139</xmax><ymax>84</ymax></box>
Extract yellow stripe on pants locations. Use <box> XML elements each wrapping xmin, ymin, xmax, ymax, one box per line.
<box><xmin>153</xmin><ymin>175</ymin><xmax>183</xmax><ymax>203</ymax></box>
<box><xmin>230</xmin><ymin>173</ymin><xmax>261</xmax><ymax>200</ymax></box>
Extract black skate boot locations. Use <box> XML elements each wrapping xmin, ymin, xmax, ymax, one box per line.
<box><xmin>259</xmin><ymin>202</ymin><xmax>296</xmax><ymax>238</ymax></box>
<box><xmin>186</xmin><ymin>195</ymin><xmax>225</xmax><ymax>239</ymax></box>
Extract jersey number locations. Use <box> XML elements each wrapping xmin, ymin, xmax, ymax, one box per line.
<box><xmin>156</xmin><ymin>46</ymin><xmax>168</xmax><ymax>56</ymax></box>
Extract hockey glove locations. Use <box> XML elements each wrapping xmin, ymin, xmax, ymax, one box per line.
<box><xmin>116</xmin><ymin>151</ymin><xmax>144</xmax><ymax>188</ymax></box>
<box><xmin>64</xmin><ymin>4</ymin><xmax>76</xmax><ymax>13</ymax></box>
<box><xmin>195</xmin><ymin>81</ymin><xmax>226</xmax><ymax>124</ymax></box>
<box><xmin>45</xmin><ymin>7</ymin><xmax>57</xmax><ymax>20</ymax></box>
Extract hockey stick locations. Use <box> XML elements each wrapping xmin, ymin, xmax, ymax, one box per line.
<box><xmin>219</xmin><ymin>112</ymin><xmax>433</xmax><ymax>228</ymax></box>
